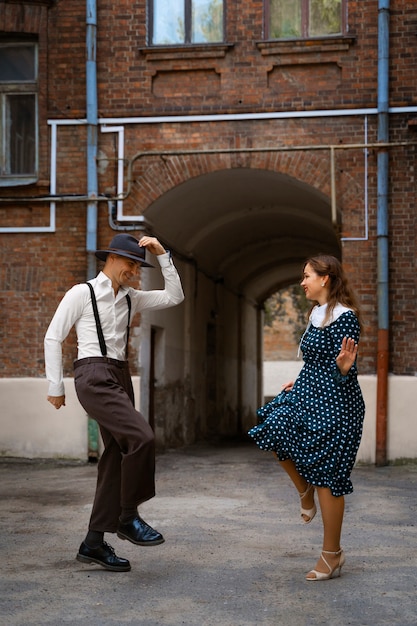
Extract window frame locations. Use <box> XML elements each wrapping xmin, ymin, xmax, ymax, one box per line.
<box><xmin>265</xmin><ymin>0</ymin><xmax>347</xmax><ymax>41</ymax></box>
<box><xmin>0</xmin><ymin>41</ymin><xmax>38</xmax><ymax>186</ymax></box>
<box><xmin>148</xmin><ymin>0</ymin><xmax>226</xmax><ymax>47</ymax></box>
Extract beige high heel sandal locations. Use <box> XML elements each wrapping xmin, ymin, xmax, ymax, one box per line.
<box><xmin>299</xmin><ymin>483</ymin><xmax>317</xmax><ymax>524</ymax></box>
<box><xmin>306</xmin><ymin>549</ymin><xmax>345</xmax><ymax>581</ymax></box>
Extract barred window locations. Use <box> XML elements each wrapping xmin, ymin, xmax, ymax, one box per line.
<box><xmin>150</xmin><ymin>0</ymin><xmax>224</xmax><ymax>45</ymax></box>
<box><xmin>0</xmin><ymin>43</ymin><xmax>37</xmax><ymax>185</ymax></box>
<box><xmin>268</xmin><ymin>0</ymin><xmax>343</xmax><ymax>40</ymax></box>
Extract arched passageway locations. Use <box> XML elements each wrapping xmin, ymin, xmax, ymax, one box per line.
<box><xmin>141</xmin><ymin>167</ymin><xmax>340</xmax><ymax>299</ymax></box>
<box><xmin>137</xmin><ymin>165</ymin><xmax>341</xmax><ymax>448</ymax></box>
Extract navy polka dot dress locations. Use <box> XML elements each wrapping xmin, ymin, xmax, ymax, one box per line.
<box><xmin>248</xmin><ymin>308</ymin><xmax>365</xmax><ymax>496</ymax></box>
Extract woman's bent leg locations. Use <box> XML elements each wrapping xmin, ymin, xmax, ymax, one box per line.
<box><xmin>276</xmin><ymin>456</ymin><xmax>316</xmax><ymax>521</ymax></box>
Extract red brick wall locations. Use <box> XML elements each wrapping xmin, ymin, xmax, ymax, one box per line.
<box><xmin>1</xmin><ymin>0</ymin><xmax>416</xmax><ymax>378</ymax></box>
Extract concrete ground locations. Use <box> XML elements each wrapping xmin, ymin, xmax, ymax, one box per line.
<box><xmin>1</xmin><ymin>441</ymin><xmax>416</xmax><ymax>626</ymax></box>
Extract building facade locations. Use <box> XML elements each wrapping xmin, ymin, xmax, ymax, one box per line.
<box><xmin>0</xmin><ymin>0</ymin><xmax>416</xmax><ymax>461</ymax></box>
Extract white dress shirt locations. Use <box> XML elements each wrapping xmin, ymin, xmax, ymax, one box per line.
<box><xmin>44</xmin><ymin>253</ymin><xmax>184</xmax><ymax>397</ymax></box>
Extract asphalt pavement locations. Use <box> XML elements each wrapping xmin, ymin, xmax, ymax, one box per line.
<box><xmin>1</xmin><ymin>441</ymin><xmax>416</xmax><ymax>626</ymax></box>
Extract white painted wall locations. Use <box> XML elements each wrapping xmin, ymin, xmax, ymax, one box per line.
<box><xmin>0</xmin><ymin>377</ymin><xmax>140</xmax><ymax>460</ymax></box>
<box><xmin>0</xmin><ymin>367</ymin><xmax>416</xmax><ymax>462</ymax></box>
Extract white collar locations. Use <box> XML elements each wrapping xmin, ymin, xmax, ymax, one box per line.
<box><xmin>309</xmin><ymin>303</ymin><xmax>352</xmax><ymax>328</ymax></box>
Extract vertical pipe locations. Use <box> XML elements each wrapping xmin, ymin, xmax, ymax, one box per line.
<box><xmin>86</xmin><ymin>0</ymin><xmax>98</xmax><ymax>280</ymax></box>
<box><xmin>330</xmin><ymin>146</ymin><xmax>337</xmax><ymax>226</ymax></box>
<box><xmin>364</xmin><ymin>116</ymin><xmax>369</xmax><ymax>241</ymax></box>
<box><xmin>86</xmin><ymin>0</ymin><xmax>99</xmax><ymax>460</ymax></box>
<box><xmin>49</xmin><ymin>122</ymin><xmax>57</xmax><ymax>231</ymax></box>
<box><xmin>376</xmin><ymin>0</ymin><xmax>390</xmax><ymax>466</ymax></box>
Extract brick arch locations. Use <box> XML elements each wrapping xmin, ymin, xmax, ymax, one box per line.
<box><xmin>125</xmin><ymin>149</ymin><xmax>337</xmax><ymax>218</ymax></box>
<box><xmin>124</xmin><ymin>148</ymin><xmax>366</xmax><ymax>266</ymax></box>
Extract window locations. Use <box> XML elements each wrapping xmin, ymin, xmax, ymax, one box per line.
<box><xmin>150</xmin><ymin>0</ymin><xmax>224</xmax><ymax>45</ymax></box>
<box><xmin>268</xmin><ymin>0</ymin><xmax>343</xmax><ymax>40</ymax></box>
<box><xmin>0</xmin><ymin>43</ymin><xmax>37</xmax><ymax>185</ymax></box>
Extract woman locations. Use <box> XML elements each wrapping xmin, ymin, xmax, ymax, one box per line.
<box><xmin>249</xmin><ymin>254</ymin><xmax>365</xmax><ymax>581</ymax></box>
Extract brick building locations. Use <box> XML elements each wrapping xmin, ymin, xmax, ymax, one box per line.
<box><xmin>0</xmin><ymin>0</ymin><xmax>416</xmax><ymax>461</ymax></box>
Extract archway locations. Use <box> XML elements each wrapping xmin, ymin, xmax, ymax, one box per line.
<box><xmin>138</xmin><ymin>166</ymin><xmax>341</xmax><ymax>447</ymax></box>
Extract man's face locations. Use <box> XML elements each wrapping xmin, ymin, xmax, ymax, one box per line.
<box><xmin>108</xmin><ymin>254</ymin><xmax>140</xmax><ymax>287</ymax></box>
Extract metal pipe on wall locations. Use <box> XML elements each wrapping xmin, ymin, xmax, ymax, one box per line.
<box><xmin>376</xmin><ymin>0</ymin><xmax>390</xmax><ymax>466</ymax></box>
<box><xmin>86</xmin><ymin>0</ymin><xmax>98</xmax><ymax>281</ymax></box>
<box><xmin>86</xmin><ymin>0</ymin><xmax>99</xmax><ymax>460</ymax></box>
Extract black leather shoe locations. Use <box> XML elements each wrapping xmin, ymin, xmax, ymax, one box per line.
<box><xmin>117</xmin><ymin>516</ymin><xmax>165</xmax><ymax>546</ymax></box>
<box><xmin>76</xmin><ymin>541</ymin><xmax>131</xmax><ymax>572</ymax></box>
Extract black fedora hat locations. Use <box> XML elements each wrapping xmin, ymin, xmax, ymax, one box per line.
<box><xmin>95</xmin><ymin>234</ymin><xmax>154</xmax><ymax>267</ymax></box>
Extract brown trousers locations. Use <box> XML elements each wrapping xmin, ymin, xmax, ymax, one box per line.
<box><xmin>74</xmin><ymin>357</ymin><xmax>155</xmax><ymax>533</ymax></box>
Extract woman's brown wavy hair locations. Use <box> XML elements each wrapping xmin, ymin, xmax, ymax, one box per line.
<box><xmin>303</xmin><ymin>254</ymin><xmax>363</xmax><ymax>330</ymax></box>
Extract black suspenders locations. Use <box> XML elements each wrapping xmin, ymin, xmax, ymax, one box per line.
<box><xmin>86</xmin><ymin>283</ymin><xmax>131</xmax><ymax>359</ymax></box>
<box><xmin>125</xmin><ymin>293</ymin><xmax>132</xmax><ymax>358</ymax></box>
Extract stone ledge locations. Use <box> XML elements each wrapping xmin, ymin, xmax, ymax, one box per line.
<box><xmin>257</xmin><ymin>36</ymin><xmax>356</xmax><ymax>56</ymax></box>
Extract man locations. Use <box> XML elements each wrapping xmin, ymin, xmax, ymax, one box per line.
<box><xmin>45</xmin><ymin>234</ymin><xmax>184</xmax><ymax>572</ymax></box>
